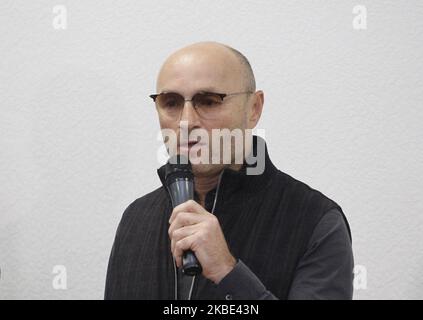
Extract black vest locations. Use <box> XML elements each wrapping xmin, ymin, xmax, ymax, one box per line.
<box><xmin>104</xmin><ymin>136</ymin><xmax>351</xmax><ymax>300</ymax></box>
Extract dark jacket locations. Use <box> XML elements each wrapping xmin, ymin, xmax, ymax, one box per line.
<box><xmin>105</xmin><ymin>136</ymin><xmax>353</xmax><ymax>300</ymax></box>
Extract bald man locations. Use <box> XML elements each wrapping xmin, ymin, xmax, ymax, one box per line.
<box><xmin>105</xmin><ymin>42</ymin><xmax>354</xmax><ymax>300</ymax></box>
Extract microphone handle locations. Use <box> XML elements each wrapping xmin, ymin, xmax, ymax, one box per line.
<box><xmin>168</xmin><ymin>179</ymin><xmax>202</xmax><ymax>276</ymax></box>
<box><xmin>182</xmin><ymin>250</ymin><xmax>202</xmax><ymax>276</ymax></box>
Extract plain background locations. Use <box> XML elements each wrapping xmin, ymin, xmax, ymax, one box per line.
<box><xmin>1</xmin><ymin>0</ymin><xmax>422</xmax><ymax>299</ymax></box>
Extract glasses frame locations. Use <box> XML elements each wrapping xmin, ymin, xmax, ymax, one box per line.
<box><xmin>149</xmin><ymin>91</ymin><xmax>253</xmax><ymax>106</ymax></box>
<box><xmin>149</xmin><ymin>90</ymin><xmax>254</xmax><ymax>120</ymax></box>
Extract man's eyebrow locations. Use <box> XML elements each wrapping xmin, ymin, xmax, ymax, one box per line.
<box><xmin>195</xmin><ymin>87</ymin><xmax>222</xmax><ymax>93</ymax></box>
<box><xmin>157</xmin><ymin>88</ymin><xmax>177</xmax><ymax>94</ymax></box>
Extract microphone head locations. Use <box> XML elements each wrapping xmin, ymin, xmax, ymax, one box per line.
<box><xmin>164</xmin><ymin>154</ymin><xmax>194</xmax><ymax>187</ymax></box>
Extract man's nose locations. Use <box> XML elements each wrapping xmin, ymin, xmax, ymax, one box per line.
<box><xmin>179</xmin><ymin>100</ymin><xmax>201</xmax><ymax>128</ymax></box>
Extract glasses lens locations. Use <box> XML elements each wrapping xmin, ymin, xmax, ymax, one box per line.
<box><xmin>193</xmin><ymin>93</ymin><xmax>223</xmax><ymax>119</ymax></box>
<box><xmin>156</xmin><ymin>92</ymin><xmax>184</xmax><ymax>117</ymax></box>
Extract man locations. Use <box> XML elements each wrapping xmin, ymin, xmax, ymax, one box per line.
<box><xmin>105</xmin><ymin>42</ymin><xmax>354</xmax><ymax>300</ymax></box>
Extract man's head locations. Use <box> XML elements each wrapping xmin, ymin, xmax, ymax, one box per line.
<box><xmin>154</xmin><ymin>41</ymin><xmax>264</xmax><ymax>177</ymax></box>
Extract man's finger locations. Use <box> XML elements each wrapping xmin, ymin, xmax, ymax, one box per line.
<box><xmin>169</xmin><ymin>200</ymin><xmax>205</xmax><ymax>224</ymax></box>
<box><xmin>170</xmin><ymin>224</ymin><xmax>199</xmax><ymax>253</ymax></box>
<box><xmin>174</xmin><ymin>234</ymin><xmax>196</xmax><ymax>268</ymax></box>
<box><xmin>168</xmin><ymin>211</ymin><xmax>204</xmax><ymax>238</ymax></box>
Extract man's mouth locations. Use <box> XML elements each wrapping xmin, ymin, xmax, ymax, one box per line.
<box><xmin>178</xmin><ymin>140</ymin><xmax>205</xmax><ymax>151</ymax></box>
<box><xmin>179</xmin><ymin>140</ymin><xmax>200</xmax><ymax>146</ymax></box>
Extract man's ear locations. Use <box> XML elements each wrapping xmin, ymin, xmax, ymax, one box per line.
<box><xmin>248</xmin><ymin>90</ymin><xmax>264</xmax><ymax>129</ymax></box>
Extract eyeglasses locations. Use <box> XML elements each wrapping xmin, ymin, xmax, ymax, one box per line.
<box><xmin>149</xmin><ymin>91</ymin><xmax>253</xmax><ymax>120</ymax></box>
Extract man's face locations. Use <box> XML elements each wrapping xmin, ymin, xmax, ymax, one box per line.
<box><xmin>155</xmin><ymin>44</ymin><xmax>256</xmax><ymax>177</ymax></box>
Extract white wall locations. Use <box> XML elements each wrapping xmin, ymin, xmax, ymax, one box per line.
<box><xmin>1</xmin><ymin>0</ymin><xmax>422</xmax><ymax>299</ymax></box>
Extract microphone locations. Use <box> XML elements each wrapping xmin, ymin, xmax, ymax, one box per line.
<box><xmin>164</xmin><ymin>154</ymin><xmax>202</xmax><ymax>276</ymax></box>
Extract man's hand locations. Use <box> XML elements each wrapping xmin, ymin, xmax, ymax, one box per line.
<box><xmin>168</xmin><ymin>200</ymin><xmax>236</xmax><ymax>284</ymax></box>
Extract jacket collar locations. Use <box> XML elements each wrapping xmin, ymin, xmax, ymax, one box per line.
<box><xmin>157</xmin><ymin>135</ymin><xmax>278</xmax><ymax>196</ymax></box>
